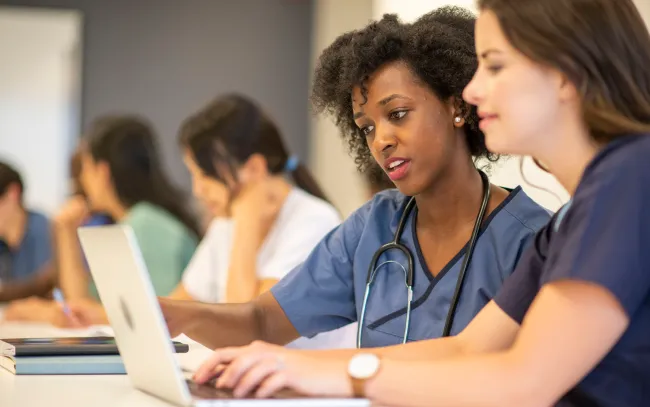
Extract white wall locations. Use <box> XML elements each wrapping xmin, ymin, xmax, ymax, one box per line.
<box><xmin>310</xmin><ymin>0</ymin><xmax>374</xmax><ymax>217</ymax></box>
<box><xmin>0</xmin><ymin>7</ymin><xmax>82</xmax><ymax>214</ymax></box>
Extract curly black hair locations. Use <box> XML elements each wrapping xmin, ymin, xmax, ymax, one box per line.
<box><xmin>311</xmin><ymin>6</ymin><xmax>499</xmax><ymax>173</ymax></box>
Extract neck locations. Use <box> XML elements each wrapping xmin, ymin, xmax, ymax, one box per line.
<box><xmin>415</xmin><ymin>158</ymin><xmax>484</xmax><ymax>234</ymax></box>
<box><xmin>538</xmin><ymin>122</ymin><xmax>600</xmax><ymax>196</ymax></box>
<box><xmin>102</xmin><ymin>192</ymin><xmax>129</xmax><ymax>221</ymax></box>
<box><xmin>1</xmin><ymin>207</ymin><xmax>27</xmax><ymax>249</ymax></box>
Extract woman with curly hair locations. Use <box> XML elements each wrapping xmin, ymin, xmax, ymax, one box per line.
<box><xmin>159</xmin><ymin>6</ymin><xmax>549</xmax><ymax>356</ymax></box>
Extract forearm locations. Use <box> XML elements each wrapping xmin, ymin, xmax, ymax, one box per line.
<box><xmin>55</xmin><ymin>226</ymin><xmax>90</xmax><ymax>299</ymax></box>
<box><xmin>366</xmin><ymin>352</ymin><xmax>542</xmax><ymax>407</ymax></box>
<box><xmin>0</xmin><ymin>265</ymin><xmax>56</xmax><ymax>302</ymax></box>
<box><xmin>306</xmin><ymin>335</ymin><xmax>466</xmax><ymax>362</ymax></box>
<box><xmin>178</xmin><ymin>292</ymin><xmax>300</xmax><ymax>348</ymax></box>
<box><xmin>224</xmin><ymin>220</ymin><xmax>264</xmax><ymax>303</ymax></box>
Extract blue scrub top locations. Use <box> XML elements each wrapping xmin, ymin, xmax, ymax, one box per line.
<box><xmin>0</xmin><ymin>211</ymin><xmax>51</xmax><ymax>282</ymax></box>
<box><xmin>495</xmin><ymin>135</ymin><xmax>650</xmax><ymax>407</ymax></box>
<box><xmin>271</xmin><ymin>187</ymin><xmax>551</xmax><ymax>347</ymax></box>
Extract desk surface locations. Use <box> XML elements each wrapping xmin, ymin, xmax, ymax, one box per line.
<box><xmin>0</xmin><ymin>307</ymin><xmax>216</xmax><ymax>407</ymax></box>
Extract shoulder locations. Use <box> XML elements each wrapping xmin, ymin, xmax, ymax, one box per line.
<box><xmin>25</xmin><ymin>210</ymin><xmax>50</xmax><ymax>236</ymax></box>
<box><xmin>282</xmin><ymin>189</ymin><xmax>341</xmax><ymax>228</ymax></box>
<box><xmin>498</xmin><ymin>187</ymin><xmax>553</xmax><ymax>235</ymax></box>
<box><xmin>577</xmin><ymin>135</ymin><xmax>650</xmax><ymax>198</ymax></box>
<box><xmin>125</xmin><ymin>202</ymin><xmax>196</xmax><ymax>242</ymax></box>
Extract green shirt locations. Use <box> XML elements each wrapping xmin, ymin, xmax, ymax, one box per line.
<box><xmin>89</xmin><ymin>202</ymin><xmax>197</xmax><ymax>299</ymax></box>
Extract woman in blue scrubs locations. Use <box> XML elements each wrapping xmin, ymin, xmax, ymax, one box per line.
<box><xmin>195</xmin><ymin>0</ymin><xmax>650</xmax><ymax>405</ymax></box>
<box><xmin>160</xmin><ymin>7</ymin><xmax>550</xmax><ymax>350</ymax></box>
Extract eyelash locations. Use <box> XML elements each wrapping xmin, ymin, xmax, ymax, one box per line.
<box><xmin>487</xmin><ymin>65</ymin><xmax>503</xmax><ymax>74</ymax></box>
<box><xmin>359</xmin><ymin>110</ymin><xmax>409</xmax><ymax>136</ymax></box>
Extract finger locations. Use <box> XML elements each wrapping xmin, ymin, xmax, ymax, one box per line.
<box><xmin>255</xmin><ymin>371</ymin><xmax>289</xmax><ymax>399</ymax></box>
<box><xmin>233</xmin><ymin>357</ymin><xmax>280</xmax><ymax>398</ymax></box>
<box><xmin>216</xmin><ymin>351</ymin><xmax>266</xmax><ymax>389</ymax></box>
<box><xmin>194</xmin><ymin>348</ymin><xmax>240</xmax><ymax>384</ymax></box>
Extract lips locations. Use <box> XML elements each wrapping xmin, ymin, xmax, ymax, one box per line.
<box><xmin>478</xmin><ymin>111</ymin><xmax>498</xmax><ymax>131</ymax></box>
<box><xmin>383</xmin><ymin>157</ymin><xmax>411</xmax><ymax>181</ymax></box>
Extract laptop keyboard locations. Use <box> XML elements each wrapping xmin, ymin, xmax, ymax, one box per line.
<box><xmin>186</xmin><ymin>379</ymin><xmax>305</xmax><ymax>400</ymax></box>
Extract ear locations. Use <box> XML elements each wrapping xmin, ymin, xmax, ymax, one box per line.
<box><xmin>238</xmin><ymin>153</ymin><xmax>269</xmax><ymax>184</ymax></box>
<box><xmin>449</xmin><ymin>96</ymin><xmax>467</xmax><ymax>127</ymax></box>
<box><xmin>555</xmin><ymin>69</ymin><xmax>578</xmax><ymax>103</ymax></box>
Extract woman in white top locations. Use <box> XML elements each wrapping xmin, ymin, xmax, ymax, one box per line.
<box><xmin>168</xmin><ymin>93</ymin><xmax>355</xmax><ymax>348</ymax></box>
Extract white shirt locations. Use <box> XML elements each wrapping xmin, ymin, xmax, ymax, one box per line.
<box><xmin>182</xmin><ymin>188</ymin><xmax>357</xmax><ymax>349</ymax></box>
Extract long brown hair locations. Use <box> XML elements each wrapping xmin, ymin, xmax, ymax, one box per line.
<box><xmin>478</xmin><ymin>0</ymin><xmax>650</xmax><ymax>142</ymax></box>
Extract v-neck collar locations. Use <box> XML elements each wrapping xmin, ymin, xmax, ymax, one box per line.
<box><xmin>367</xmin><ymin>186</ymin><xmax>523</xmax><ymax>330</ymax></box>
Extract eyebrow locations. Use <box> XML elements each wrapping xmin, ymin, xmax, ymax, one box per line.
<box><xmin>480</xmin><ymin>49</ymin><xmax>503</xmax><ymax>59</ymax></box>
<box><xmin>353</xmin><ymin>94</ymin><xmax>411</xmax><ymax>120</ymax></box>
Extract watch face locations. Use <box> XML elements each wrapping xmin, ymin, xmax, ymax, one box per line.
<box><xmin>349</xmin><ymin>353</ymin><xmax>380</xmax><ymax>379</ymax></box>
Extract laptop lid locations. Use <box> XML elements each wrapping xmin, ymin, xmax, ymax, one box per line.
<box><xmin>78</xmin><ymin>224</ymin><xmax>193</xmax><ymax>407</ymax></box>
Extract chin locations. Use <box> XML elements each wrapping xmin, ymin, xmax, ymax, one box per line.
<box><xmin>393</xmin><ymin>180</ymin><xmax>424</xmax><ymax>197</ymax></box>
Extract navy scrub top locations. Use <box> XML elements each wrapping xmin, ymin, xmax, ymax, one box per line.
<box><xmin>495</xmin><ymin>135</ymin><xmax>650</xmax><ymax>407</ymax></box>
<box><xmin>272</xmin><ymin>186</ymin><xmax>551</xmax><ymax>347</ymax></box>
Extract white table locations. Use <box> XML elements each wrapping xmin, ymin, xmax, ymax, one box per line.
<box><xmin>0</xmin><ymin>307</ymin><xmax>216</xmax><ymax>407</ymax></box>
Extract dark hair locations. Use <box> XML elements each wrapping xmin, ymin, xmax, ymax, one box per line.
<box><xmin>85</xmin><ymin>115</ymin><xmax>201</xmax><ymax>237</ymax></box>
<box><xmin>69</xmin><ymin>149</ymin><xmax>84</xmax><ymax>196</ymax></box>
<box><xmin>0</xmin><ymin>161</ymin><xmax>23</xmax><ymax>201</ymax></box>
<box><xmin>477</xmin><ymin>0</ymin><xmax>650</xmax><ymax>142</ymax></box>
<box><xmin>179</xmin><ymin>93</ymin><xmax>329</xmax><ymax>203</ymax></box>
<box><xmin>311</xmin><ymin>6</ymin><xmax>497</xmax><ymax>173</ymax></box>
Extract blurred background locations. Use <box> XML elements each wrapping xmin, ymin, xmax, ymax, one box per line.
<box><xmin>1</xmin><ymin>0</ymin><xmax>649</xmax><ymax>217</ymax></box>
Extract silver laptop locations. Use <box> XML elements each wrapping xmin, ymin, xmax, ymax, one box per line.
<box><xmin>78</xmin><ymin>224</ymin><xmax>368</xmax><ymax>407</ymax></box>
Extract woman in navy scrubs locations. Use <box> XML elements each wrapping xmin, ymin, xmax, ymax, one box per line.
<box><xmin>193</xmin><ymin>1</ymin><xmax>650</xmax><ymax>405</ymax></box>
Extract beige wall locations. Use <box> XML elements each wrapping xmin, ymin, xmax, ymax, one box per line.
<box><xmin>309</xmin><ymin>0</ymin><xmax>373</xmax><ymax>217</ymax></box>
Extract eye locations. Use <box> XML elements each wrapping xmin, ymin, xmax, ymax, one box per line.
<box><xmin>487</xmin><ymin>65</ymin><xmax>503</xmax><ymax>74</ymax></box>
<box><xmin>389</xmin><ymin>110</ymin><xmax>408</xmax><ymax>121</ymax></box>
<box><xmin>360</xmin><ymin>125</ymin><xmax>375</xmax><ymax>136</ymax></box>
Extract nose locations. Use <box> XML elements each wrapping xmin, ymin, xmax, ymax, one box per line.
<box><xmin>371</xmin><ymin>124</ymin><xmax>397</xmax><ymax>158</ymax></box>
<box><xmin>463</xmin><ymin>68</ymin><xmax>483</xmax><ymax>107</ymax></box>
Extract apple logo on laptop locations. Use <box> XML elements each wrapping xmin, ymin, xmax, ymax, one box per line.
<box><xmin>120</xmin><ymin>297</ymin><xmax>135</xmax><ymax>331</ymax></box>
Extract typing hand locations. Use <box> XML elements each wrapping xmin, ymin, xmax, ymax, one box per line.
<box><xmin>194</xmin><ymin>341</ymin><xmax>352</xmax><ymax>399</ymax></box>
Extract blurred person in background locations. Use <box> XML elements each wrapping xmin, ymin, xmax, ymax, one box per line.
<box><xmin>0</xmin><ymin>161</ymin><xmax>53</xmax><ymax>302</ymax></box>
<box><xmin>69</xmin><ymin>93</ymin><xmax>355</xmax><ymax>349</ymax></box>
<box><xmin>6</xmin><ymin>115</ymin><xmax>200</xmax><ymax>324</ymax></box>
<box><xmin>4</xmin><ymin>148</ymin><xmax>113</xmax><ymax>320</ymax></box>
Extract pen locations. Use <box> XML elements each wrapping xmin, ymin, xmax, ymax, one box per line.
<box><xmin>52</xmin><ymin>288</ymin><xmax>72</xmax><ymax>317</ymax></box>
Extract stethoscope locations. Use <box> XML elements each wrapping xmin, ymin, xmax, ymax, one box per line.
<box><xmin>356</xmin><ymin>170</ymin><xmax>491</xmax><ymax>348</ymax></box>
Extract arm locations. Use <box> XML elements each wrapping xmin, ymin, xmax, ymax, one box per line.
<box><xmin>0</xmin><ymin>263</ymin><xmax>56</xmax><ymax>301</ymax></box>
<box><xmin>366</xmin><ymin>281</ymin><xmax>628</xmax><ymax>407</ymax></box>
<box><xmin>224</xmin><ymin>216</ymin><xmax>271</xmax><ymax>303</ymax></box>
<box><xmin>160</xmin><ymin>290</ymin><xmax>300</xmax><ymax>348</ymax></box>
<box><xmin>55</xmin><ymin>224</ymin><xmax>91</xmax><ymax>299</ymax></box>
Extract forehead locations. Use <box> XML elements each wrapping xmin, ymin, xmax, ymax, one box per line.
<box><xmin>351</xmin><ymin>61</ymin><xmax>429</xmax><ymax>110</ymax></box>
<box><xmin>475</xmin><ymin>10</ymin><xmax>509</xmax><ymax>52</ymax></box>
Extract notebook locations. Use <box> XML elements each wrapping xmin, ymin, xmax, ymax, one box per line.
<box><xmin>0</xmin><ymin>354</ymin><xmax>126</xmax><ymax>375</ymax></box>
<box><xmin>0</xmin><ymin>336</ymin><xmax>189</xmax><ymax>357</ymax></box>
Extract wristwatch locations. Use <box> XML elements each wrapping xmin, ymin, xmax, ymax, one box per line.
<box><xmin>347</xmin><ymin>353</ymin><xmax>381</xmax><ymax>398</ymax></box>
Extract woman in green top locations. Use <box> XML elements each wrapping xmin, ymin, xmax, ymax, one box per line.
<box><xmin>58</xmin><ymin>115</ymin><xmax>200</xmax><ymax>302</ymax></box>
<box><xmin>5</xmin><ymin>117</ymin><xmax>199</xmax><ymax>325</ymax></box>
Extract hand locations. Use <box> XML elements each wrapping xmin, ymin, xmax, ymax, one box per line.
<box><xmin>194</xmin><ymin>341</ymin><xmax>352</xmax><ymax>399</ymax></box>
<box><xmin>54</xmin><ymin>195</ymin><xmax>90</xmax><ymax>230</ymax></box>
<box><xmin>5</xmin><ymin>296</ymin><xmax>84</xmax><ymax>328</ymax></box>
<box><xmin>67</xmin><ymin>298</ymin><xmax>108</xmax><ymax>326</ymax></box>
<box><xmin>229</xmin><ymin>179</ymin><xmax>284</xmax><ymax>232</ymax></box>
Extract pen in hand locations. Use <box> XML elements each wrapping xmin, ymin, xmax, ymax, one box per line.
<box><xmin>52</xmin><ymin>287</ymin><xmax>82</xmax><ymax>327</ymax></box>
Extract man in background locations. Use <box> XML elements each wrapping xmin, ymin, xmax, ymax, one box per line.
<box><xmin>0</xmin><ymin>161</ymin><xmax>53</xmax><ymax>302</ymax></box>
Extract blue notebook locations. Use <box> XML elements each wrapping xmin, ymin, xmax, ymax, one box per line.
<box><xmin>0</xmin><ymin>354</ymin><xmax>126</xmax><ymax>375</ymax></box>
